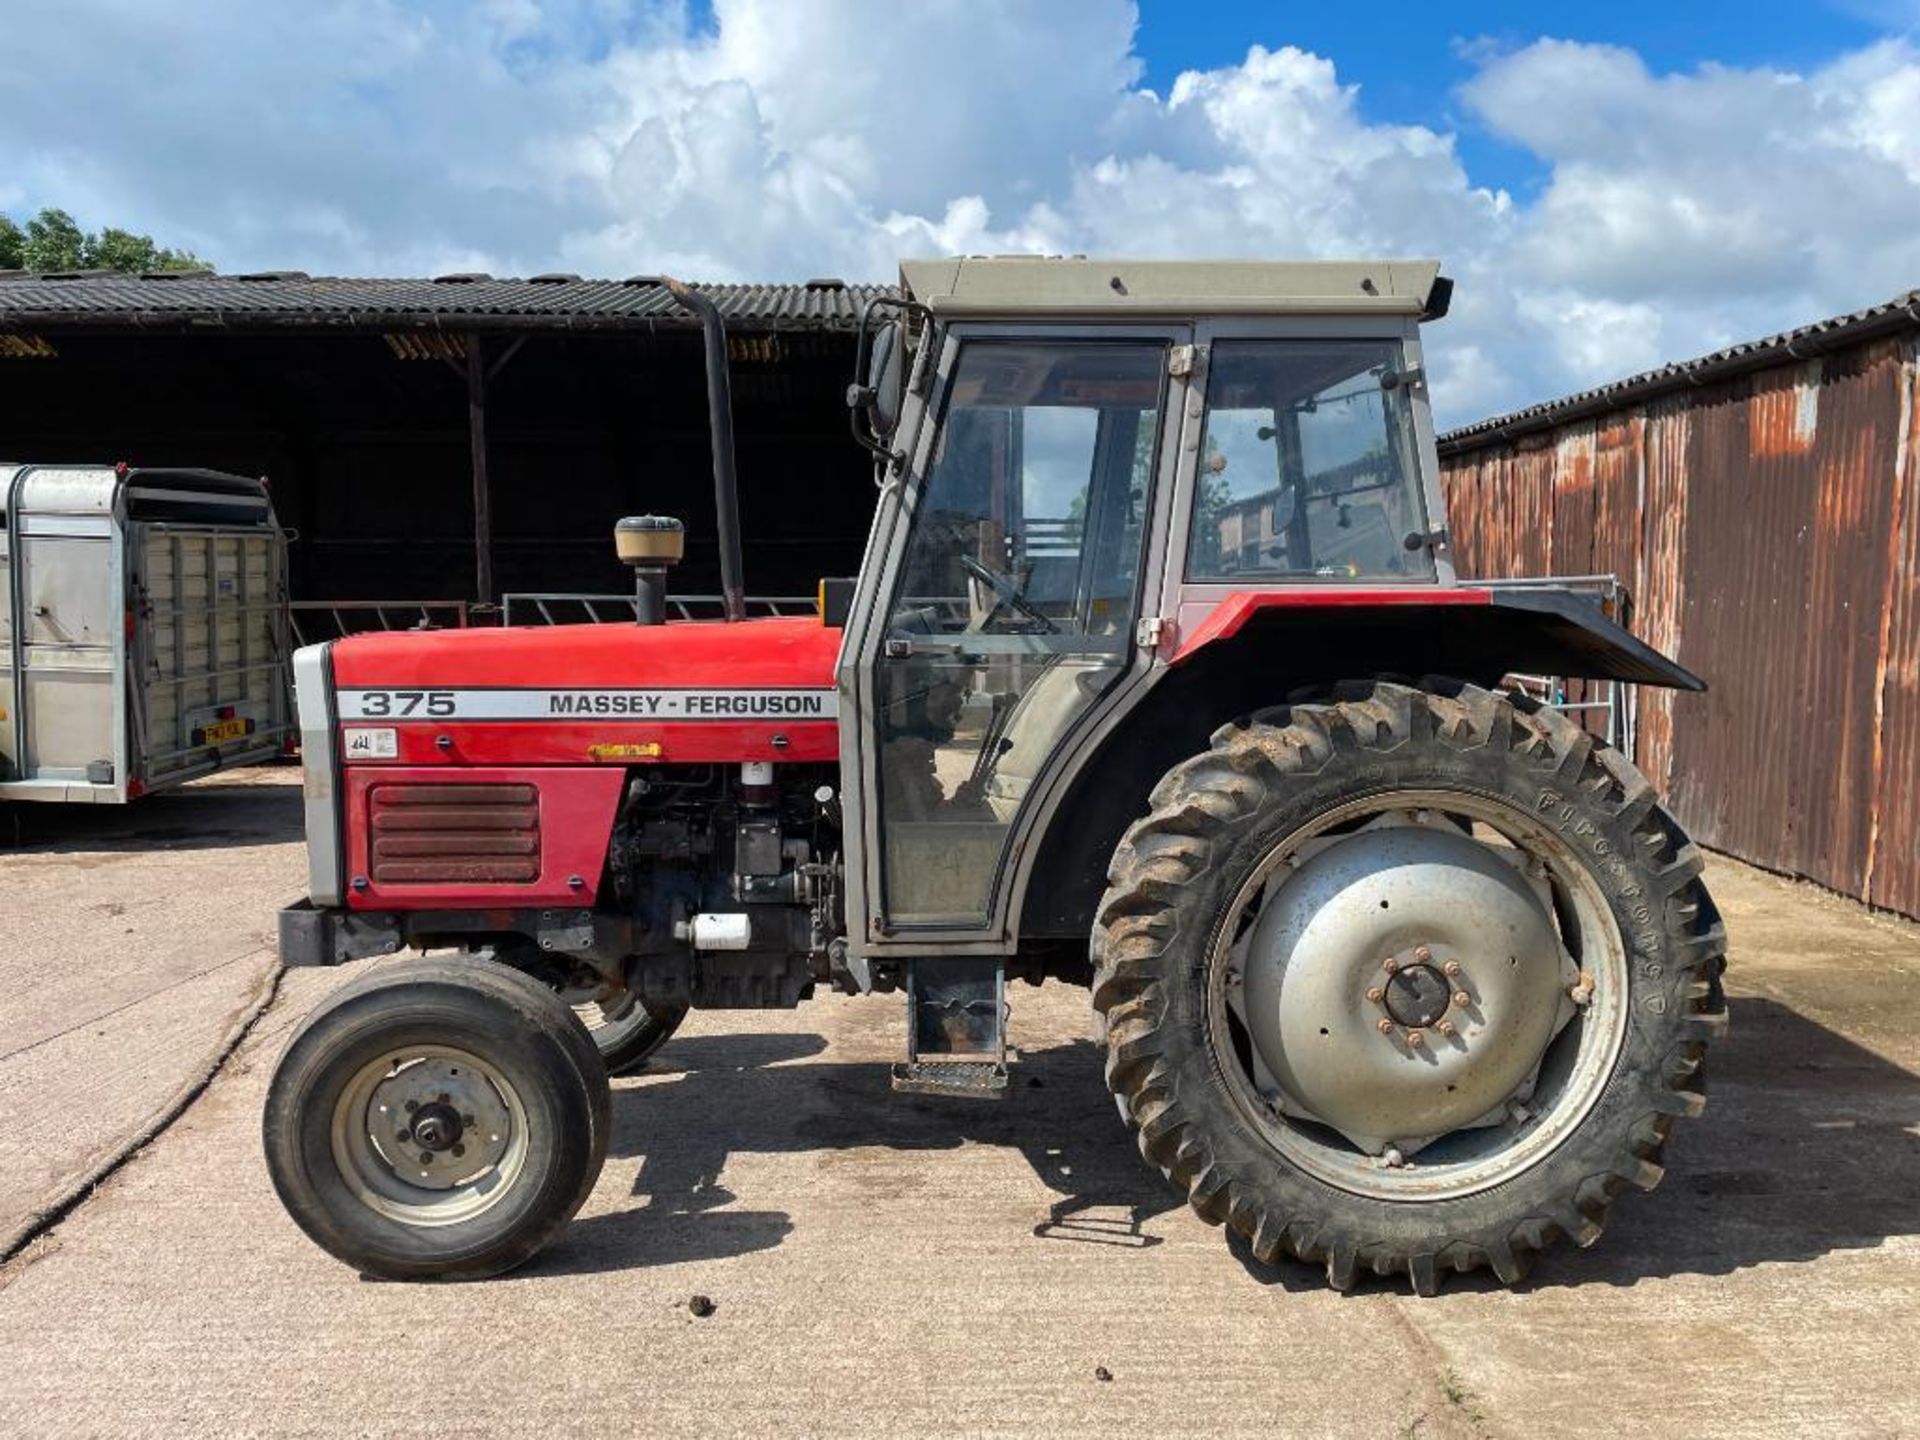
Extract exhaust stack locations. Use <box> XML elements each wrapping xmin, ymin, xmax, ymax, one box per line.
<box><xmin>638</xmin><ymin>275</ymin><xmax>746</xmax><ymax>623</ymax></box>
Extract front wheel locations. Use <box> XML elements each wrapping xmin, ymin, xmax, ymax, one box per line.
<box><xmin>1091</xmin><ymin>680</ymin><xmax>1727</xmax><ymax>1293</ymax></box>
<box><xmin>263</xmin><ymin>958</ymin><xmax>610</xmax><ymax>1280</ymax></box>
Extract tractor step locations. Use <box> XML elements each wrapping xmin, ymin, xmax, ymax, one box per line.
<box><xmin>890</xmin><ymin>1058</ymin><xmax>1010</xmax><ymax>1098</ymax></box>
<box><xmin>890</xmin><ymin>957</ymin><xmax>1008</xmax><ymax>1099</ymax></box>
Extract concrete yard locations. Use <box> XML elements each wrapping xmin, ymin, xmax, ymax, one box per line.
<box><xmin>1</xmin><ymin>774</ymin><xmax>1917</xmax><ymax>1437</ymax></box>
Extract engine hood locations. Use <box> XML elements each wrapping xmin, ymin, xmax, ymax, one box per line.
<box><xmin>321</xmin><ymin>616</ymin><xmax>844</xmax><ymax>767</ymax></box>
<box><xmin>329</xmin><ymin>615</ymin><xmax>842</xmax><ymax>691</ymax></box>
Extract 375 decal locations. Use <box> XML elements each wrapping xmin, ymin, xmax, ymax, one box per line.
<box><xmin>351</xmin><ymin>689</ymin><xmax>456</xmax><ymax>718</ymax></box>
<box><xmin>335</xmin><ymin>686</ymin><xmax>839</xmax><ymax>721</ymax></box>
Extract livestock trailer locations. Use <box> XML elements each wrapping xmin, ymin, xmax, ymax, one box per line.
<box><xmin>0</xmin><ymin>464</ymin><xmax>292</xmax><ymax>803</ymax></box>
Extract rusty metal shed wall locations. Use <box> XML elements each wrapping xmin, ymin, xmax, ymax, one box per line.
<box><xmin>1442</xmin><ymin>330</ymin><xmax>1920</xmax><ymax>919</ymax></box>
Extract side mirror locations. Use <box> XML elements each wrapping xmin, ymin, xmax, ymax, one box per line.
<box><xmin>865</xmin><ymin>321</ymin><xmax>905</xmax><ymax>438</ymax></box>
<box><xmin>848</xmin><ymin>297</ymin><xmax>930</xmax><ymax>465</ymax></box>
<box><xmin>848</xmin><ymin>319</ymin><xmax>906</xmax><ymax>441</ymax></box>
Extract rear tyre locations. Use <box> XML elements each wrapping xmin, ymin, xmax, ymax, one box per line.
<box><xmin>263</xmin><ymin>958</ymin><xmax>610</xmax><ymax>1281</ymax></box>
<box><xmin>1091</xmin><ymin>680</ymin><xmax>1727</xmax><ymax>1294</ymax></box>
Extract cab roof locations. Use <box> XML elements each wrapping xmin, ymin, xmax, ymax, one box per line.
<box><xmin>899</xmin><ymin>257</ymin><xmax>1448</xmax><ymax>320</ymax></box>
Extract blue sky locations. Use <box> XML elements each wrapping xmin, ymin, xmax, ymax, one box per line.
<box><xmin>4</xmin><ymin>0</ymin><xmax>1918</xmax><ymax>423</ymax></box>
<box><xmin>1134</xmin><ymin>0</ymin><xmax>1905</xmax><ymax>198</ymax></box>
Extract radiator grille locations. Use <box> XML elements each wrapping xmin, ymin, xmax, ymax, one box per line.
<box><xmin>368</xmin><ymin>783</ymin><xmax>540</xmax><ymax>884</ymax></box>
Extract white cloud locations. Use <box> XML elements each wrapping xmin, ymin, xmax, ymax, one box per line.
<box><xmin>1458</xmin><ymin>36</ymin><xmax>1920</xmax><ymax>394</ymax></box>
<box><xmin>3</xmin><ymin>2</ymin><xmax>1919</xmax><ymax>424</ymax></box>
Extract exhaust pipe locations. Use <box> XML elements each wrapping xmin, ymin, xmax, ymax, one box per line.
<box><xmin>638</xmin><ymin>275</ymin><xmax>746</xmax><ymax>623</ymax></box>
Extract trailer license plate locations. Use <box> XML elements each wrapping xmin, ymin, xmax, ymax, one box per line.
<box><xmin>343</xmin><ymin>727</ymin><xmax>399</xmax><ymax>760</ymax></box>
<box><xmin>199</xmin><ymin>717</ymin><xmax>252</xmax><ymax>745</ymax></box>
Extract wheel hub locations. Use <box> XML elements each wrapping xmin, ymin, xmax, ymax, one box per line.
<box><xmin>358</xmin><ymin>1053</ymin><xmax>515</xmax><ymax>1193</ymax></box>
<box><xmin>409</xmin><ymin>1102</ymin><xmax>464</xmax><ymax>1152</ymax></box>
<box><xmin>1382</xmin><ymin>963</ymin><xmax>1452</xmax><ymax>1029</ymax></box>
<box><xmin>1238</xmin><ymin>821</ymin><xmax>1572</xmax><ymax>1154</ymax></box>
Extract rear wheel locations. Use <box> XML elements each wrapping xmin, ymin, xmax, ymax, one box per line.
<box><xmin>263</xmin><ymin>958</ymin><xmax>610</xmax><ymax>1280</ymax></box>
<box><xmin>1091</xmin><ymin>680</ymin><xmax>1727</xmax><ymax>1293</ymax></box>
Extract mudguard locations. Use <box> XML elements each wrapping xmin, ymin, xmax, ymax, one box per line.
<box><xmin>1170</xmin><ymin>586</ymin><xmax>1704</xmax><ymax>691</ymax></box>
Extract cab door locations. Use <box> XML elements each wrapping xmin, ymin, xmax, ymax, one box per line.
<box><xmin>839</xmin><ymin>328</ymin><xmax>1186</xmax><ymax>950</ymax></box>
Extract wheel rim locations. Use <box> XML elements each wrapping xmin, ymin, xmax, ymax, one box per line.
<box><xmin>1207</xmin><ymin>789</ymin><xmax>1629</xmax><ymax>1202</ymax></box>
<box><xmin>330</xmin><ymin>1045</ymin><xmax>530</xmax><ymax>1226</ymax></box>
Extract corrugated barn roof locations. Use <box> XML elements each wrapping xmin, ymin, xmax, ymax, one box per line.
<box><xmin>0</xmin><ymin>270</ymin><xmax>899</xmax><ymax>332</ymax></box>
<box><xmin>1440</xmin><ymin>285</ymin><xmax>1920</xmax><ymax>452</ymax></box>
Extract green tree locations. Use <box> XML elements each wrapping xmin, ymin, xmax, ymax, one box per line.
<box><xmin>83</xmin><ymin>226</ymin><xmax>203</xmax><ymax>272</ymax></box>
<box><xmin>3</xmin><ymin>207</ymin><xmax>208</xmax><ymax>273</ymax></box>
<box><xmin>23</xmin><ymin>208</ymin><xmax>85</xmax><ymax>270</ymax></box>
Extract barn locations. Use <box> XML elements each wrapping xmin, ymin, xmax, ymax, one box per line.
<box><xmin>1439</xmin><ymin>287</ymin><xmax>1920</xmax><ymax>919</ymax></box>
<box><xmin>0</xmin><ymin>270</ymin><xmax>887</xmax><ymax>615</ymax></box>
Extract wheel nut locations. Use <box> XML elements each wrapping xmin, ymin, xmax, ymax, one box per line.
<box><xmin>396</xmin><ymin>1130</ymin><xmax>411</xmax><ymax>1144</ymax></box>
<box><xmin>418</xmin><ymin>1152</ymin><xmax>434</xmax><ymax>1165</ymax></box>
<box><xmin>1406</xmin><ymin>1030</ymin><xmax>1425</xmax><ymax>1048</ymax></box>
<box><xmin>404</xmin><ymin>1100</ymin><xmax>418</xmax><ymax>1112</ymax></box>
<box><xmin>1453</xmin><ymin>991</ymin><xmax>1472</xmax><ymax>1008</ymax></box>
<box><xmin>1443</xmin><ymin>960</ymin><xmax>1462</xmax><ymax>977</ymax></box>
<box><xmin>1381</xmin><ymin>957</ymin><xmax>1399</xmax><ymax>974</ymax></box>
<box><xmin>1376</xmin><ymin>1018</ymin><xmax>1395</xmax><ymax>1034</ymax></box>
<box><xmin>1437</xmin><ymin>1019</ymin><xmax>1457</xmax><ymax>1038</ymax></box>
<box><xmin>1412</xmin><ymin>945</ymin><xmax>1432</xmax><ymax>963</ymax></box>
<box><xmin>1366</xmin><ymin>986</ymin><xmax>1385</xmax><ymax>1003</ymax></box>
<box><xmin>451</xmin><ymin>1143</ymin><xmax>466</xmax><ymax>1158</ymax></box>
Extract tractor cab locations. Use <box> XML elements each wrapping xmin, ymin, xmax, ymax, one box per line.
<box><xmin>837</xmin><ymin>265</ymin><xmax>1434</xmax><ymax>908</ymax></box>
<box><xmin>826</xmin><ymin>258</ymin><xmax>1464</xmax><ymax>1089</ymax></box>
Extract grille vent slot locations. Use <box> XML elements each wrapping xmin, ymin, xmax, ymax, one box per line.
<box><xmin>369</xmin><ymin>783</ymin><xmax>540</xmax><ymax>884</ymax></box>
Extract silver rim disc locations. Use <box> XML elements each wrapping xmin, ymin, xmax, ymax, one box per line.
<box><xmin>330</xmin><ymin>1045</ymin><xmax>530</xmax><ymax>1226</ymax></box>
<box><xmin>1207</xmin><ymin>789</ymin><xmax>1629</xmax><ymax>1202</ymax></box>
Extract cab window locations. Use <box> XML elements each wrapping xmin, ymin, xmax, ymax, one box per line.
<box><xmin>1188</xmin><ymin>339</ymin><xmax>1434</xmax><ymax>582</ymax></box>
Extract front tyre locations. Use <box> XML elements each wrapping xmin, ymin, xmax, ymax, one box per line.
<box><xmin>491</xmin><ymin>946</ymin><xmax>687</xmax><ymax>1076</ymax></box>
<box><xmin>1091</xmin><ymin>680</ymin><xmax>1727</xmax><ymax>1294</ymax></box>
<box><xmin>263</xmin><ymin>958</ymin><xmax>610</xmax><ymax>1281</ymax></box>
<box><xmin>566</xmin><ymin>990</ymin><xmax>687</xmax><ymax>1076</ymax></box>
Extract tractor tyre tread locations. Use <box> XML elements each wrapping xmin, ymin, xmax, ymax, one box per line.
<box><xmin>1090</xmin><ymin>678</ymin><xmax>1727</xmax><ymax>1294</ymax></box>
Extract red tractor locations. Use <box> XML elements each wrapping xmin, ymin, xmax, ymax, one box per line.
<box><xmin>265</xmin><ymin>259</ymin><xmax>1725</xmax><ymax>1292</ymax></box>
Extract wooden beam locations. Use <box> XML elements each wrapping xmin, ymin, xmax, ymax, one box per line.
<box><xmin>464</xmin><ymin>333</ymin><xmax>493</xmax><ymax>606</ymax></box>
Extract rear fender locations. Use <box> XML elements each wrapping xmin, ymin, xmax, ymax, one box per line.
<box><xmin>1169</xmin><ymin>587</ymin><xmax>1703</xmax><ymax>691</ymax></box>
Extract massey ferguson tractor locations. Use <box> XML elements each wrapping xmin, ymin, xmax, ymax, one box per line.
<box><xmin>264</xmin><ymin>259</ymin><xmax>1726</xmax><ymax>1293</ymax></box>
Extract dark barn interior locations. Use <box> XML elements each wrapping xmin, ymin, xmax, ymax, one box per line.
<box><xmin>0</xmin><ymin>274</ymin><xmax>889</xmax><ymax>610</ymax></box>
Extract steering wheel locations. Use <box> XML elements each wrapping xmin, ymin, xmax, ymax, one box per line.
<box><xmin>959</xmin><ymin>552</ymin><xmax>1058</xmax><ymax>633</ymax></box>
